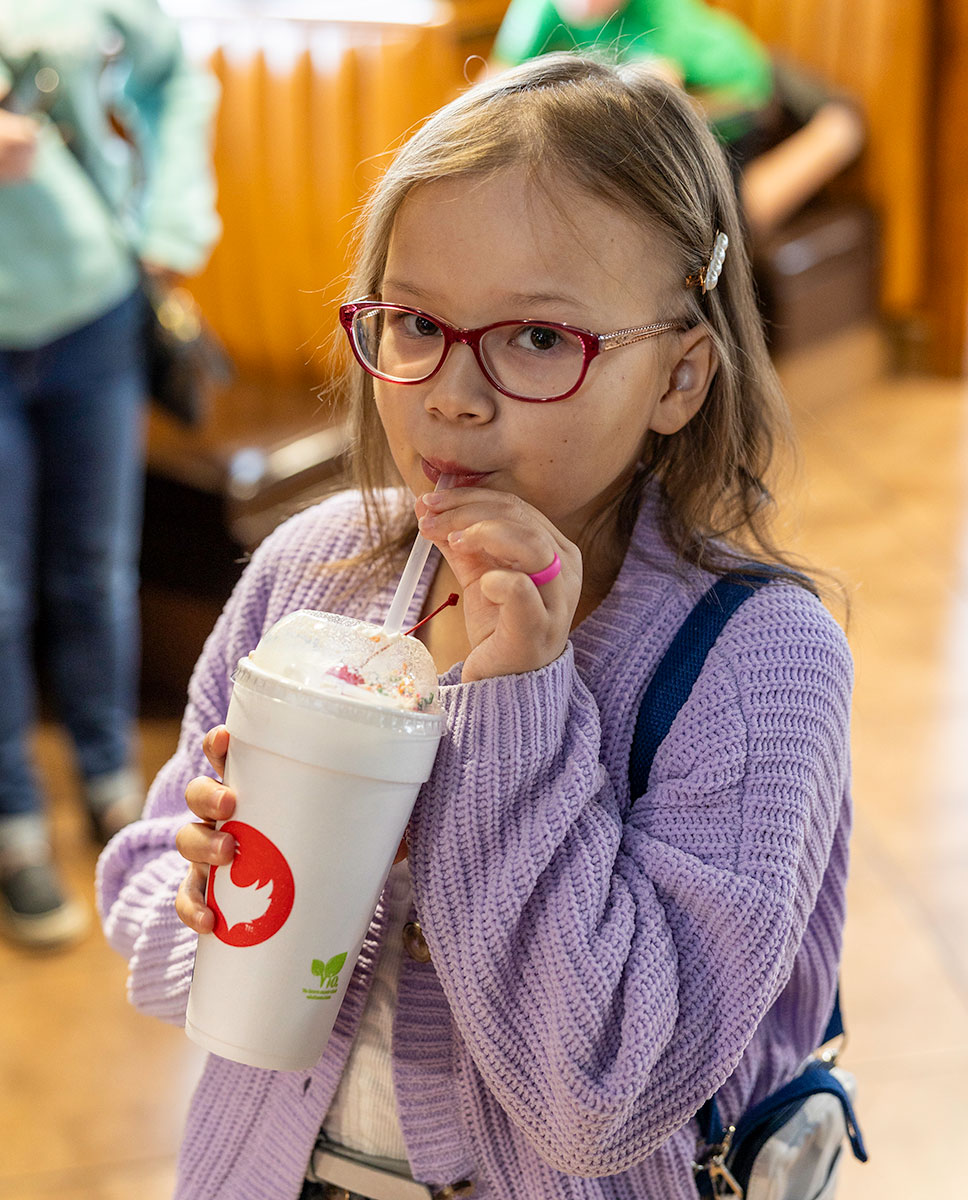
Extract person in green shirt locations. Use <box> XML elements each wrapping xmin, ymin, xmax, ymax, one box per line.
<box><xmin>492</xmin><ymin>0</ymin><xmax>865</xmax><ymax>238</ymax></box>
<box><xmin>0</xmin><ymin>0</ymin><xmax>220</xmax><ymax>949</ymax></box>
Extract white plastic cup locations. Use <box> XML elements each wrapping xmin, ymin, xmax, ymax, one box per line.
<box><xmin>185</xmin><ymin>615</ymin><xmax>444</xmax><ymax>1071</ymax></box>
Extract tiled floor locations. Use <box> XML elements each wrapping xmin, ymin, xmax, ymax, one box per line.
<box><xmin>2</xmin><ymin>352</ymin><xmax>966</xmax><ymax>1198</ymax></box>
<box><xmin>781</xmin><ymin>367</ymin><xmax>968</xmax><ymax>1198</ymax></box>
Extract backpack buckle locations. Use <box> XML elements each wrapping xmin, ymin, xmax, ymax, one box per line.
<box><xmin>693</xmin><ymin>1125</ymin><xmax>744</xmax><ymax>1198</ymax></box>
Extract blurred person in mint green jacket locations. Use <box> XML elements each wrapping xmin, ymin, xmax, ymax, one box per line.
<box><xmin>0</xmin><ymin>0</ymin><xmax>219</xmax><ymax>949</ymax></box>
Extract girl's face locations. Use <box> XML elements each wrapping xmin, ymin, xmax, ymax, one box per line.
<box><xmin>375</xmin><ymin>166</ymin><xmax>698</xmax><ymax>546</ymax></box>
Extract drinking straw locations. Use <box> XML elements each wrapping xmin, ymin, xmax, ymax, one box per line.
<box><xmin>382</xmin><ymin>474</ymin><xmax>455</xmax><ymax>636</ymax></box>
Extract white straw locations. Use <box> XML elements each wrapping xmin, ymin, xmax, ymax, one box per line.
<box><xmin>382</xmin><ymin>474</ymin><xmax>455</xmax><ymax>636</ymax></box>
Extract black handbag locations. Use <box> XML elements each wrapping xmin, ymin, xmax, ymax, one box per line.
<box><xmin>140</xmin><ymin>274</ymin><xmax>232</xmax><ymax>427</ymax></box>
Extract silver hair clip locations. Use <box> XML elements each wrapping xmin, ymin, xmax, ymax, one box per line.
<box><xmin>686</xmin><ymin>231</ymin><xmax>729</xmax><ymax>294</ymax></box>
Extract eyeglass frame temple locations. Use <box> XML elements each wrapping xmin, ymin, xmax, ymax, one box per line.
<box><xmin>597</xmin><ymin>321</ymin><xmax>687</xmax><ymax>351</ymax></box>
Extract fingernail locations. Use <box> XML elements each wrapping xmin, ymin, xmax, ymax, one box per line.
<box><xmin>422</xmin><ymin>492</ymin><xmax>445</xmax><ymax>508</ymax></box>
<box><xmin>447</xmin><ymin>529</ymin><xmax>464</xmax><ymax>545</ymax></box>
<box><xmin>417</xmin><ymin>513</ymin><xmax>438</xmax><ymax>531</ymax></box>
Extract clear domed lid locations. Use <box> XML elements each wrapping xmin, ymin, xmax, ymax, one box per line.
<box><xmin>247</xmin><ymin>610</ymin><xmax>441</xmax><ymax>714</ymax></box>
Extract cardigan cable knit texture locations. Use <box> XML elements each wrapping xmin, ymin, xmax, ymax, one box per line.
<box><xmin>96</xmin><ymin>489</ymin><xmax>852</xmax><ymax>1200</ymax></box>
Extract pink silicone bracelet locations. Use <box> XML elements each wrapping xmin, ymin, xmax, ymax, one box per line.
<box><xmin>528</xmin><ymin>552</ymin><xmax>562</xmax><ymax>588</ymax></box>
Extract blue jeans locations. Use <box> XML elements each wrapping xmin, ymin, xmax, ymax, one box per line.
<box><xmin>0</xmin><ymin>291</ymin><xmax>147</xmax><ymax>818</ymax></box>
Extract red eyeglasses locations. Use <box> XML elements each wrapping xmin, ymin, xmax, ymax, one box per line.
<box><xmin>339</xmin><ymin>300</ymin><xmax>686</xmax><ymax>403</ymax></box>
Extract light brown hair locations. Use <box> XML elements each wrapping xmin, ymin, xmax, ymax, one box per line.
<box><xmin>333</xmin><ymin>52</ymin><xmax>808</xmax><ymax>587</ymax></box>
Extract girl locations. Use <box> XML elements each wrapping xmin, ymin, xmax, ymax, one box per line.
<box><xmin>97</xmin><ymin>53</ymin><xmax>853</xmax><ymax>1200</ymax></box>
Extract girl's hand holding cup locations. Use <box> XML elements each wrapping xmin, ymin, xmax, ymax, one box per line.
<box><xmin>175</xmin><ymin>726</ymin><xmax>236</xmax><ymax>934</ymax></box>
<box><xmin>416</xmin><ymin>486</ymin><xmax>581</xmax><ymax>683</ymax></box>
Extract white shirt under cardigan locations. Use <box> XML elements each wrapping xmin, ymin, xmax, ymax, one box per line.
<box><xmin>322</xmin><ymin>858</ymin><xmax>413</xmax><ymax>1161</ymax></box>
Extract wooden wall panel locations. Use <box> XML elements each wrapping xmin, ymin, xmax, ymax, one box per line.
<box><xmin>713</xmin><ymin>0</ymin><xmax>931</xmax><ymax>317</ymax></box>
<box><xmin>177</xmin><ymin>9</ymin><xmax>463</xmax><ymax>400</ymax></box>
<box><xmin>926</xmin><ymin>0</ymin><xmax>968</xmax><ymax>374</ymax></box>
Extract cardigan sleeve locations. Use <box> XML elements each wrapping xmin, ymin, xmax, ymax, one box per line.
<box><xmin>406</xmin><ymin>582</ymin><xmax>852</xmax><ymax>1176</ymax></box>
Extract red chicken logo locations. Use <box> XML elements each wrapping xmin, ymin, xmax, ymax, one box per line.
<box><xmin>207</xmin><ymin>821</ymin><xmax>295</xmax><ymax>947</ymax></box>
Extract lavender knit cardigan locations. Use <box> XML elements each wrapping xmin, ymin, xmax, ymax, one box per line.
<box><xmin>96</xmin><ymin>489</ymin><xmax>852</xmax><ymax>1200</ymax></box>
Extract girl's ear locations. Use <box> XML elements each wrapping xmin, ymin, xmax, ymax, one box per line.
<box><xmin>648</xmin><ymin>325</ymin><xmax>719</xmax><ymax>435</ymax></box>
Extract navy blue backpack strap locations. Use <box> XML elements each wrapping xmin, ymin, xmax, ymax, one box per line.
<box><xmin>823</xmin><ymin>987</ymin><xmax>845</xmax><ymax>1043</ymax></box>
<box><xmin>629</xmin><ymin>571</ymin><xmax>770</xmax><ymax>803</ymax></box>
<box><xmin>627</xmin><ymin>568</ymin><xmax>865</xmax><ymax>1194</ymax></box>
<box><xmin>629</xmin><ymin>570</ymin><xmax>773</xmax><ymax>1191</ymax></box>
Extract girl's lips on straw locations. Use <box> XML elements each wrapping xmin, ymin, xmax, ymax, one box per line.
<box><xmin>422</xmin><ymin>458</ymin><xmax>492</xmax><ymax>488</ymax></box>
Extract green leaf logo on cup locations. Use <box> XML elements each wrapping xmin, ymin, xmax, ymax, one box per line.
<box><xmin>304</xmin><ymin>953</ymin><xmax>348</xmax><ymax>999</ymax></box>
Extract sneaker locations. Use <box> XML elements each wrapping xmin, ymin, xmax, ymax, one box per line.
<box><xmin>84</xmin><ymin>766</ymin><xmax>144</xmax><ymax>844</ymax></box>
<box><xmin>0</xmin><ymin>859</ymin><xmax>90</xmax><ymax>949</ymax></box>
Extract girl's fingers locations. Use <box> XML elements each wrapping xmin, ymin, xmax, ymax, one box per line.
<box><xmin>202</xmin><ymin>725</ymin><xmax>229</xmax><ymax>775</ymax></box>
<box><xmin>478</xmin><ymin>567</ymin><xmax>570</xmax><ymax>648</ymax></box>
<box><xmin>417</xmin><ymin>490</ymin><xmax>577</xmax><ymax>583</ymax></box>
<box><xmin>461</xmin><ymin>568</ymin><xmax>571</xmax><ymax>682</ymax></box>
<box><xmin>175</xmin><ymin>819</ymin><xmax>236</xmax><ymax>867</ymax></box>
<box><xmin>175</xmin><ymin>863</ymin><xmax>216</xmax><ymax>933</ymax></box>
<box><xmin>416</xmin><ymin>488</ymin><xmax>546</xmax><ymax>537</ymax></box>
<box><xmin>446</xmin><ymin>520</ymin><xmax>567</xmax><ymax>581</ymax></box>
<box><xmin>185</xmin><ymin>774</ymin><xmax>235</xmax><ymax>823</ymax></box>
<box><xmin>479</xmin><ymin>568</ymin><xmax>561</xmax><ymax>638</ymax></box>
<box><xmin>418</xmin><ymin>490</ymin><xmax>544</xmax><ymax>539</ymax></box>
<box><xmin>416</xmin><ymin>484</ymin><xmax>579</xmax><ymax>681</ymax></box>
<box><xmin>478</xmin><ymin>565</ymin><xmax>551</xmax><ymax>611</ymax></box>
<box><xmin>420</xmin><ymin>506</ymin><xmax>563</xmax><ymax>572</ymax></box>
<box><xmin>175</xmin><ymin>734</ymin><xmax>237</xmax><ymax>932</ymax></box>
<box><xmin>447</xmin><ymin>523</ymin><xmax>578</xmax><ymax>630</ymax></box>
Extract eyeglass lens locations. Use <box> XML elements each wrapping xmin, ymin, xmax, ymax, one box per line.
<box><xmin>351</xmin><ymin>306</ymin><xmax>588</xmax><ymax>400</ymax></box>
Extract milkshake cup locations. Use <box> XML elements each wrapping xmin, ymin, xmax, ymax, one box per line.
<box><xmin>185</xmin><ymin>610</ymin><xmax>445</xmax><ymax>1071</ymax></box>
